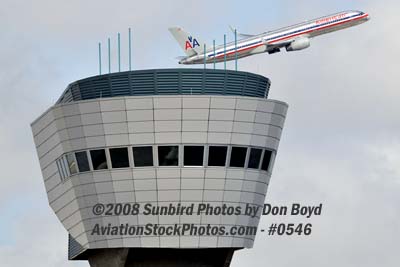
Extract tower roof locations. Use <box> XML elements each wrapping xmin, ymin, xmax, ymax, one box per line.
<box><xmin>57</xmin><ymin>68</ymin><xmax>270</xmax><ymax>104</ymax></box>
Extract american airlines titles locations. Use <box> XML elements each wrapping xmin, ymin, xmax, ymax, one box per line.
<box><xmin>316</xmin><ymin>13</ymin><xmax>347</xmax><ymax>25</ymax></box>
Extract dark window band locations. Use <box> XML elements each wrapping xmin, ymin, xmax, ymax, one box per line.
<box><xmin>57</xmin><ymin>145</ymin><xmax>274</xmax><ymax>181</ymax></box>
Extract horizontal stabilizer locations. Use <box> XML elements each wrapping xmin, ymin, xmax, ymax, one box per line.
<box><xmin>175</xmin><ymin>56</ymin><xmax>187</xmax><ymax>60</ymax></box>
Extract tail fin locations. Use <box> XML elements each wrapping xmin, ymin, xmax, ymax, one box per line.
<box><xmin>168</xmin><ymin>27</ymin><xmax>204</xmax><ymax>56</ymax></box>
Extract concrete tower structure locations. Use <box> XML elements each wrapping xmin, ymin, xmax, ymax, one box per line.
<box><xmin>31</xmin><ymin>68</ymin><xmax>288</xmax><ymax>267</ymax></box>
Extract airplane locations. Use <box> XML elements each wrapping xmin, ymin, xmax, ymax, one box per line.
<box><xmin>169</xmin><ymin>10</ymin><xmax>370</xmax><ymax>65</ymax></box>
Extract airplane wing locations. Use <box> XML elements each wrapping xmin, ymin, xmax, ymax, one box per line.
<box><xmin>229</xmin><ymin>26</ymin><xmax>256</xmax><ymax>38</ymax></box>
<box><xmin>267</xmin><ymin>39</ymin><xmax>292</xmax><ymax>47</ymax></box>
<box><xmin>266</xmin><ymin>35</ymin><xmax>312</xmax><ymax>53</ymax></box>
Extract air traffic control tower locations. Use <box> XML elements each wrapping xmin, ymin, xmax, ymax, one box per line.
<box><xmin>31</xmin><ymin>68</ymin><xmax>288</xmax><ymax>267</ymax></box>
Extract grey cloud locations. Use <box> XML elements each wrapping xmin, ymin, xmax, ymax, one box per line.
<box><xmin>231</xmin><ymin>1</ymin><xmax>399</xmax><ymax>267</ymax></box>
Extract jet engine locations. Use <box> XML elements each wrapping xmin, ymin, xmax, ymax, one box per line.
<box><xmin>286</xmin><ymin>37</ymin><xmax>310</xmax><ymax>51</ymax></box>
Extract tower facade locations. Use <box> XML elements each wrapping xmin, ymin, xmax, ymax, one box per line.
<box><xmin>31</xmin><ymin>69</ymin><xmax>288</xmax><ymax>266</ymax></box>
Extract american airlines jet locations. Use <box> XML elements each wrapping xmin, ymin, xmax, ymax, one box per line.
<box><xmin>169</xmin><ymin>10</ymin><xmax>370</xmax><ymax>64</ymax></box>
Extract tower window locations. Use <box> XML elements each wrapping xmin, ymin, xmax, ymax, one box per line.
<box><xmin>261</xmin><ymin>150</ymin><xmax>273</xmax><ymax>171</ymax></box>
<box><xmin>184</xmin><ymin>146</ymin><xmax>204</xmax><ymax>166</ymax></box>
<box><xmin>248</xmin><ymin>148</ymin><xmax>262</xmax><ymax>169</ymax></box>
<box><xmin>158</xmin><ymin>146</ymin><xmax>179</xmax><ymax>166</ymax></box>
<box><xmin>229</xmin><ymin>147</ymin><xmax>247</xmax><ymax>168</ymax></box>
<box><xmin>208</xmin><ymin>146</ymin><xmax>227</xmax><ymax>167</ymax></box>
<box><xmin>66</xmin><ymin>153</ymin><xmax>78</xmax><ymax>175</ymax></box>
<box><xmin>133</xmin><ymin>146</ymin><xmax>153</xmax><ymax>167</ymax></box>
<box><xmin>90</xmin><ymin>149</ymin><xmax>108</xmax><ymax>170</ymax></box>
<box><xmin>109</xmin><ymin>147</ymin><xmax>130</xmax><ymax>168</ymax></box>
<box><xmin>75</xmin><ymin>151</ymin><xmax>90</xmax><ymax>172</ymax></box>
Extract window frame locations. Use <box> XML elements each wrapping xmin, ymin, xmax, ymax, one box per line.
<box><xmin>56</xmin><ymin>156</ymin><xmax>69</xmax><ymax>181</ymax></box>
<box><xmin>62</xmin><ymin>156</ymin><xmax>70</xmax><ymax>178</ymax></box>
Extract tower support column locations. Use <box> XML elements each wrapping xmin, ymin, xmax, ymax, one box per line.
<box><xmin>88</xmin><ymin>248</ymin><xmax>129</xmax><ymax>267</ymax></box>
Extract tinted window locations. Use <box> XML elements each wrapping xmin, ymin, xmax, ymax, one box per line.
<box><xmin>248</xmin><ymin>148</ymin><xmax>262</xmax><ymax>169</ymax></box>
<box><xmin>133</xmin><ymin>146</ymin><xmax>153</xmax><ymax>167</ymax></box>
<box><xmin>90</xmin><ymin>149</ymin><xmax>108</xmax><ymax>170</ymax></box>
<box><xmin>109</xmin><ymin>147</ymin><xmax>130</xmax><ymax>168</ymax></box>
<box><xmin>158</xmin><ymin>146</ymin><xmax>179</xmax><ymax>166</ymax></box>
<box><xmin>75</xmin><ymin>151</ymin><xmax>90</xmax><ymax>172</ymax></box>
<box><xmin>261</xmin><ymin>150</ymin><xmax>273</xmax><ymax>171</ymax></box>
<box><xmin>208</xmin><ymin>146</ymin><xmax>227</xmax><ymax>166</ymax></box>
<box><xmin>66</xmin><ymin>153</ymin><xmax>78</xmax><ymax>174</ymax></box>
<box><xmin>229</xmin><ymin>147</ymin><xmax>247</xmax><ymax>167</ymax></box>
<box><xmin>184</xmin><ymin>146</ymin><xmax>204</xmax><ymax>166</ymax></box>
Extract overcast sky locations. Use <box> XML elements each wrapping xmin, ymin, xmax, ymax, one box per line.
<box><xmin>0</xmin><ymin>1</ymin><xmax>398</xmax><ymax>266</ymax></box>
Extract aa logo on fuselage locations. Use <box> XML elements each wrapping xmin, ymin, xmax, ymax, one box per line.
<box><xmin>185</xmin><ymin>36</ymin><xmax>200</xmax><ymax>50</ymax></box>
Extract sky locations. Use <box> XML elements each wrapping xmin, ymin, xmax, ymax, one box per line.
<box><xmin>0</xmin><ymin>0</ymin><xmax>399</xmax><ymax>266</ymax></box>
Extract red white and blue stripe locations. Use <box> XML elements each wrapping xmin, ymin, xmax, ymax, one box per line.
<box><xmin>207</xmin><ymin>11</ymin><xmax>369</xmax><ymax>59</ymax></box>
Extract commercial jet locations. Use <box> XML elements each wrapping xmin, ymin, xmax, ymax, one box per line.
<box><xmin>169</xmin><ymin>10</ymin><xmax>369</xmax><ymax>64</ymax></box>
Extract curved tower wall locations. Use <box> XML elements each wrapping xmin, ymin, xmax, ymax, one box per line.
<box><xmin>31</xmin><ymin>69</ymin><xmax>288</xmax><ymax>263</ymax></box>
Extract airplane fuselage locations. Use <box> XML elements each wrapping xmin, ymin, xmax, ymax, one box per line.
<box><xmin>179</xmin><ymin>10</ymin><xmax>369</xmax><ymax>64</ymax></box>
